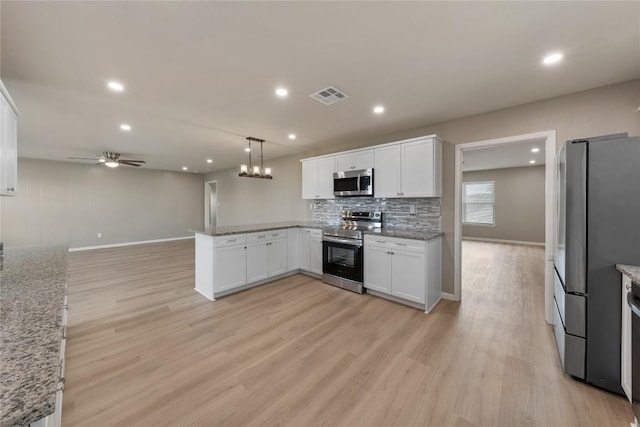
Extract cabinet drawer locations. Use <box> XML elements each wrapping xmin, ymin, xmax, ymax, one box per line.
<box><xmin>247</xmin><ymin>232</ymin><xmax>271</xmax><ymax>244</ymax></box>
<box><xmin>305</xmin><ymin>228</ymin><xmax>322</xmax><ymax>239</ymax></box>
<box><xmin>214</xmin><ymin>234</ymin><xmax>246</xmax><ymax>247</ymax></box>
<box><xmin>267</xmin><ymin>230</ymin><xmax>287</xmax><ymax>240</ymax></box>
<box><xmin>364</xmin><ymin>235</ymin><xmax>425</xmax><ymax>252</ymax></box>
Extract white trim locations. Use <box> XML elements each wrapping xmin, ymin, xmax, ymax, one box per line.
<box><xmin>462</xmin><ymin>237</ymin><xmax>545</xmax><ymax>247</ymax></box>
<box><xmin>69</xmin><ymin>235</ymin><xmax>194</xmax><ymax>252</ymax></box>
<box><xmin>194</xmin><ymin>287</ymin><xmax>216</xmax><ymax>301</ymax></box>
<box><xmin>454</xmin><ymin>130</ymin><xmax>556</xmax><ymax>325</ymax></box>
<box><xmin>441</xmin><ymin>292</ymin><xmax>456</xmax><ymax>301</ymax></box>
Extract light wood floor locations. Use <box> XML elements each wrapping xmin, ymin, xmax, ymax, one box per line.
<box><xmin>62</xmin><ymin>239</ymin><xmax>631</xmax><ymax>426</ymax></box>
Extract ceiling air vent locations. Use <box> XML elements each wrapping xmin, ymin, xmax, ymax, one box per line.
<box><xmin>309</xmin><ymin>86</ymin><xmax>349</xmax><ymax>105</ymax></box>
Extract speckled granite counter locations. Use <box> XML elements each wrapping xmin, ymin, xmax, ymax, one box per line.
<box><xmin>192</xmin><ymin>222</ymin><xmax>442</xmax><ymax>241</ymax></box>
<box><xmin>1</xmin><ymin>246</ymin><xmax>68</xmax><ymax>427</ymax></box>
<box><xmin>618</xmin><ymin>264</ymin><xmax>640</xmax><ymax>284</ymax></box>
<box><xmin>191</xmin><ymin>221</ymin><xmax>324</xmax><ymax>237</ymax></box>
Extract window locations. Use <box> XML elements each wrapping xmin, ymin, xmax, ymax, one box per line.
<box><xmin>463</xmin><ymin>181</ymin><xmax>495</xmax><ymax>226</ymax></box>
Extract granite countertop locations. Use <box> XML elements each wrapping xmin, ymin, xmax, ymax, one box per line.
<box><xmin>618</xmin><ymin>264</ymin><xmax>640</xmax><ymax>284</ymax></box>
<box><xmin>1</xmin><ymin>246</ymin><xmax>68</xmax><ymax>427</ymax></box>
<box><xmin>192</xmin><ymin>222</ymin><xmax>443</xmax><ymax>241</ymax></box>
<box><xmin>191</xmin><ymin>221</ymin><xmax>325</xmax><ymax>236</ymax></box>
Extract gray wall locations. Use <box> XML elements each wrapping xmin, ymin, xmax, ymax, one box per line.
<box><xmin>203</xmin><ymin>153</ymin><xmax>309</xmax><ymax>226</ymax></box>
<box><xmin>1</xmin><ymin>158</ymin><xmax>204</xmax><ymax>248</ymax></box>
<box><xmin>462</xmin><ymin>165</ymin><xmax>545</xmax><ymax>243</ymax></box>
<box><xmin>287</xmin><ymin>79</ymin><xmax>640</xmax><ymax>293</ymax></box>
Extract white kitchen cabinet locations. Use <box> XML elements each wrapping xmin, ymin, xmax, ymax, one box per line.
<box><xmin>373</xmin><ymin>145</ymin><xmax>401</xmax><ymax>198</ymax></box>
<box><xmin>298</xmin><ymin>229</ymin><xmax>311</xmax><ymax>271</ymax></box>
<box><xmin>301</xmin><ymin>156</ymin><xmax>335</xmax><ymax>199</ymax></box>
<box><xmin>246</xmin><ymin>241</ymin><xmax>269</xmax><ymax>283</ymax></box>
<box><xmin>268</xmin><ymin>237</ymin><xmax>287</xmax><ymax>277</ymax></box>
<box><xmin>335</xmin><ymin>149</ymin><xmax>374</xmax><ymax>172</ymax></box>
<box><xmin>287</xmin><ymin>228</ymin><xmax>299</xmax><ymax>271</ymax></box>
<box><xmin>622</xmin><ymin>274</ymin><xmax>632</xmax><ymax>402</ymax></box>
<box><xmin>363</xmin><ymin>245</ymin><xmax>392</xmax><ymax>293</ymax></box>
<box><xmin>310</xmin><ymin>235</ymin><xmax>323</xmax><ymax>275</ymax></box>
<box><xmin>364</xmin><ymin>235</ymin><xmax>442</xmax><ymax>312</ymax></box>
<box><xmin>214</xmin><ymin>244</ymin><xmax>248</xmax><ymax>292</ymax></box>
<box><xmin>0</xmin><ymin>85</ymin><xmax>18</xmax><ymax>197</ymax></box>
<box><xmin>298</xmin><ymin>228</ymin><xmax>322</xmax><ymax>274</ymax></box>
<box><xmin>374</xmin><ymin>136</ymin><xmax>441</xmax><ymax>198</ymax></box>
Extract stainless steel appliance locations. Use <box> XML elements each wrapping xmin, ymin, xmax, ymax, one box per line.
<box><xmin>553</xmin><ymin>133</ymin><xmax>640</xmax><ymax>394</ymax></box>
<box><xmin>627</xmin><ymin>280</ymin><xmax>640</xmax><ymax>419</ymax></box>
<box><xmin>322</xmin><ymin>210</ymin><xmax>383</xmax><ymax>293</ymax></box>
<box><xmin>333</xmin><ymin>169</ymin><xmax>374</xmax><ymax>197</ymax></box>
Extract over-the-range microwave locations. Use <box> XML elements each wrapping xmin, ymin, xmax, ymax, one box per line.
<box><xmin>333</xmin><ymin>168</ymin><xmax>374</xmax><ymax>197</ymax></box>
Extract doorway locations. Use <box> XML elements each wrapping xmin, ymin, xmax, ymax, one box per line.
<box><xmin>454</xmin><ymin>131</ymin><xmax>556</xmax><ymax>324</ymax></box>
<box><xmin>204</xmin><ymin>181</ymin><xmax>217</xmax><ymax>229</ymax></box>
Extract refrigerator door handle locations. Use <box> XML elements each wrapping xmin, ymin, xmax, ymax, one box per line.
<box><xmin>627</xmin><ymin>293</ymin><xmax>640</xmax><ymax>318</ymax></box>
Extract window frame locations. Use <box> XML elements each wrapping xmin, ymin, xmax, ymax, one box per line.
<box><xmin>462</xmin><ymin>180</ymin><xmax>496</xmax><ymax>227</ymax></box>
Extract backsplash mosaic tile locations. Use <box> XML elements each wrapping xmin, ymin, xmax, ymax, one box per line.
<box><xmin>310</xmin><ymin>198</ymin><xmax>440</xmax><ymax>231</ymax></box>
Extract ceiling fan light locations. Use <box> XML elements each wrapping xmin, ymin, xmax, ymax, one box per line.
<box><xmin>105</xmin><ymin>161</ymin><xmax>119</xmax><ymax>168</ymax></box>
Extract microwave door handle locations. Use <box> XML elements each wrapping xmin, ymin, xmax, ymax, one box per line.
<box><xmin>357</xmin><ymin>174</ymin><xmax>361</xmax><ymax>192</ymax></box>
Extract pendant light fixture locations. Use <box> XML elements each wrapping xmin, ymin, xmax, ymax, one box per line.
<box><xmin>239</xmin><ymin>137</ymin><xmax>273</xmax><ymax>179</ymax></box>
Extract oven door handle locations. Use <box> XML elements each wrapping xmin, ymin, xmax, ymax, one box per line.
<box><xmin>627</xmin><ymin>293</ymin><xmax>640</xmax><ymax>317</ymax></box>
<box><xmin>322</xmin><ymin>236</ymin><xmax>363</xmax><ymax>247</ymax></box>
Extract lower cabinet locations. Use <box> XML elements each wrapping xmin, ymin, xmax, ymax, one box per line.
<box><xmin>287</xmin><ymin>228</ymin><xmax>299</xmax><ymax>271</ymax></box>
<box><xmin>268</xmin><ymin>238</ymin><xmax>287</xmax><ymax>276</ymax></box>
<box><xmin>214</xmin><ymin>244</ymin><xmax>247</xmax><ymax>292</ymax></box>
<box><xmin>364</xmin><ymin>235</ymin><xmax>442</xmax><ymax>312</ymax></box>
<box><xmin>621</xmin><ymin>274</ymin><xmax>632</xmax><ymax>402</ymax></box>
<box><xmin>298</xmin><ymin>228</ymin><xmax>322</xmax><ymax>275</ymax></box>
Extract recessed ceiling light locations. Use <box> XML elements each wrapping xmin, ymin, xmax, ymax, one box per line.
<box><xmin>531</xmin><ymin>147</ymin><xmax>540</xmax><ymax>153</ymax></box>
<box><xmin>275</xmin><ymin>87</ymin><xmax>288</xmax><ymax>97</ymax></box>
<box><xmin>120</xmin><ymin>124</ymin><xmax>131</xmax><ymax>131</ymax></box>
<box><xmin>543</xmin><ymin>53</ymin><xmax>563</xmax><ymax>65</ymax></box>
<box><xmin>107</xmin><ymin>80</ymin><xmax>124</xmax><ymax>92</ymax></box>
<box><xmin>529</xmin><ymin>160</ymin><xmax>536</xmax><ymax>164</ymax></box>
<box><xmin>194</xmin><ymin>171</ymin><xmax>198</xmax><ymax>173</ymax></box>
<box><xmin>206</xmin><ymin>159</ymin><xmax>213</xmax><ymax>163</ymax></box>
<box><xmin>182</xmin><ymin>166</ymin><xmax>188</xmax><ymax>171</ymax></box>
<box><xmin>373</xmin><ymin>105</ymin><xmax>385</xmax><ymax>114</ymax></box>
<box><xmin>288</xmin><ymin>133</ymin><xmax>296</xmax><ymax>140</ymax></box>
<box><xmin>245</xmin><ymin>147</ymin><xmax>251</xmax><ymax>152</ymax></box>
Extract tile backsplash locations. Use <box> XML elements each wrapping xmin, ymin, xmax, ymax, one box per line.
<box><xmin>310</xmin><ymin>198</ymin><xmax>440</xmax><ymax>231</ymax></box>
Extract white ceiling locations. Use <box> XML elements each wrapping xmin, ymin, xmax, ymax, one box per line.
<box><xmin>1</xmin><ymin>2</ymin><xmax>638</xmax><ymax>173</ymax></box>
<box><xmin>462</xmin><ymin>138</ymin><xmax>546</xmax><ymax>172</ymax></box>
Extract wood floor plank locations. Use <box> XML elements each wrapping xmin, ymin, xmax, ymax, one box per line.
<box><xmin>61</xmin><ymin>239</ymin><xmax>631</xmax><ymax>426</ymax></box>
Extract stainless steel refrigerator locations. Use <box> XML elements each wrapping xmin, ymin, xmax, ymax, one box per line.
<box><xmin>554</xmin><ymin>133</ymin><xmax>640</xmax><ymax>395</ymax></box>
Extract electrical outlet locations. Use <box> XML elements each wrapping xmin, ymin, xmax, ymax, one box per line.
<box><xmin>97</xmin><ymin>232</ymin><xmax>102</xmax><ymax>238</ymax></box>
<box><xmin>409</xmin><ymin>204</ymin><xmax>416</xmax><ymax>214</ymax></box>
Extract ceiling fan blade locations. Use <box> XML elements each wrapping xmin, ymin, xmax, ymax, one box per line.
<box><xmin>119</xmin><ymin>159</ymin><xmax>145</xmax><ymax>163</ymax></box>
<box><xmin>119</xmin><ymin>160</ymin><xmax>144</xmax><ymax>166</ymax></box>
<box><xmin>68</xmin><ymin>157</ymin><xmax>99</xmax><ymax>160</ymax></box>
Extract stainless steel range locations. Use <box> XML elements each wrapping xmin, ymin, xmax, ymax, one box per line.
<box><xmin>322</xmin><ymin>210</ymin><xmax>383</xmax><ymax>293</ymax></box>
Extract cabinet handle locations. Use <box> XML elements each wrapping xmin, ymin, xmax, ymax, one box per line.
<box><xmin>226</xmin><ymin>238</ymin><xmax>237</xmax><ymax>242</ymax></box>
<box><xmin>244</xmin><ymin>246</ymin><xmax>247</xmax><ymax>249</ymax></box>
<box><xmin>5</xmin><ymin>187</ymin><xmax>14</xmax><ymax>191</ymax></box>
<box><xmin>394</xmin><ymin>243</ymin><xmax>408</xmax><ymax>247</ymax></box>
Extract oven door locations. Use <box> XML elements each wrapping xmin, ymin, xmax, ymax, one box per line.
<box><xmin>322</xmin><ymin>237</ymin><xmax>363</xmax><ymax>283</ymax></box>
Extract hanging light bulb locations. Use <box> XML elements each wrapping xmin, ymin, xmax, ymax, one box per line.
<box><xmin>240</xmin><ymin>164</ymin><xmax>248</xmax><ymax>175</ymax></box>
<box><xmin>239</xmin><ymin>137</ymin><xmax>273</xmax><ymax>179</ymax></box>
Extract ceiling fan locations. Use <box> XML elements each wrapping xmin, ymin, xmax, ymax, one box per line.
<box><xmin>68</xmin><ymin>152</ymin><xmax>146</xmax><ymax>168</ymax></box>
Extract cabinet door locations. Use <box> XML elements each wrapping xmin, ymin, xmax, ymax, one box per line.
<box><xmin>391</xmin><ymin>249</ymin><xmax>426</xmax><ymax>303</ymax></box>
<box><xmin>301</xmin><ymin>160</ymin><xmax>318</xmax><ymax>199</ymax></box>
<box><xmin>310</xmin><ymin>237</ymin><xmax>323</xmax><ymax>274</ymax></box>
<box><xmin>287</xmin><ymin>228</ymin><xmax>299</xmax><ymax>271</ymax></box>
<box><xmin>364</xmin><ymin>246</ymin><xmax>392</xmax><ymax>294</ymax></box>
<box><xmin>0</xmin><ymin>95</ymin><xmax>17</xmax><ymax>196</ymax></box>
<box><xmin>214</xmin><ymin>245</ymin><xmax>247</xmax><ymax>292</ymax></box>
<box><xmin>268</xmin><ymin>239</ymin><xmax>287</xmax><ymax>277</ymax></box>
<box><xmin>352</xmin><ymin>149</ymin><xmax>374</xmax><ymax>170</ymax></box>
<box><xmin>316</xmin><ymin>157</ymin><xmax>336</xmax><ymax>199</ymax></box>
<box><xmin>374</xmin><ymin>145</ymin><xmax>401</xmax><ymax>198</ymax></box>
<box><xmin>335</xmin><ymin>153</ymin><xmax>355</xmax><ymax>172</ymax></box>
<box><xmin>299</xmin><ymin>229</ymin><xmax>311</xmax><ymax>271</ymax></box>
<box><xmin>622</xmin><ymin>275</ymin><xmax>632</xmax><ymax>402</ymax></box>
<box><xmin>401</xmin><ymin>139</ymin><xmax>434</xmax><ymax>197</ymax></box>
<box><xmin>247</xmin><ymin>242</ymin><xmax>269</xmax><ymax>283</ymax></box>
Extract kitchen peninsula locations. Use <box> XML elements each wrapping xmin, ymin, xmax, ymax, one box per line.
<box><xmin>193</xmin><ymin>221</ymin><xmax>442</xmax><ymax>311</ymax></box>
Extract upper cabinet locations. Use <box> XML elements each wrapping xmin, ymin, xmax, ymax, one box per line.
<box><xmin>335</xmin><ymin>149</ymin><xmax>374</xmax><ymax>172</ymax></box>
<box><xmin>301</xmin><ymin>134</ymin><xmax>441</xmax><ymax>200</ymax></box>
<box><xmin>301</xmin><ymin>156</ymin><xmax>335</xmax><ymax>199</ymax></box>
<box><xmin>374</xmin><ymin>136</ymin><xmax>441</xmax><ymax>198</ymax></box>
<box><xmin>0</xmin><ymin>81</ymin><xmax>18</xmax><ymax>197</ymax></box>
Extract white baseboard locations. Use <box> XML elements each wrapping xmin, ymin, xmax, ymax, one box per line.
<box><xmin>69</xmin><ymin>236</ymin><xmax>194</xmax><ymax>252</ymax></box>
<box><xmin>462</xmin><ymin>237</ymin><xmax>544</xmax><ymax>247</ymax></box>
<box><xmin>441</xmin><ymin>292</ymin><xmax>457</xmax><ymax>301</ymax></box>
